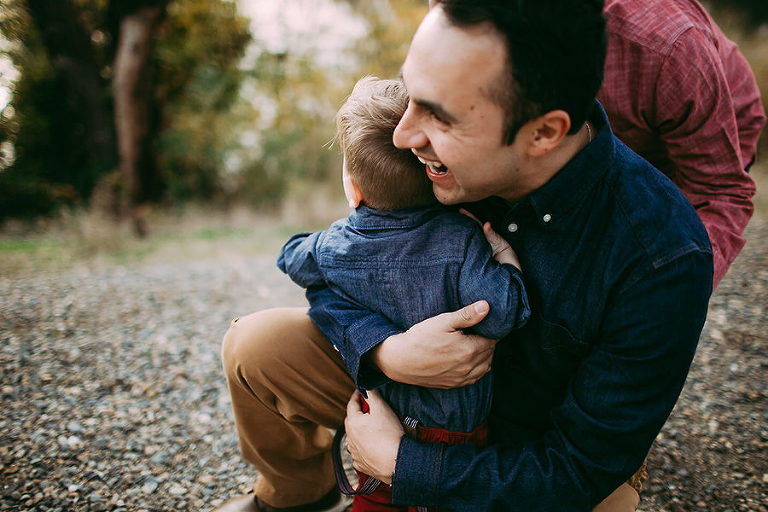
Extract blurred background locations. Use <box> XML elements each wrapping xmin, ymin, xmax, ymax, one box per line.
<box><xmin>0</xmin><ymin>3</ymin><xmax>766</xmax><ymax>511</ymax></box>
<box><xmin>0</xmin><ymin>0</ymin><xmax>766</xmax><ymax>245</ymax></box>
<box><xmin>0</xmin><ymin>0</ymin><xmax>429</xmax><ymax>245</ymax></box>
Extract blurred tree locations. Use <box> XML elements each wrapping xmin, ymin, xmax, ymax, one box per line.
<box><xmin>0</xmin><ymin>0</ymin><xmax>115</xmax><ymax>217</ymax></box>
<box><xmin>348</xmin><ymin>0</ymin><xmax>426</xmax><ymax>79</ymax></box>
<box><xmin>154</xmin><ymin>0</ymin><xmax>251</xmax><ymax>205</ymax></box>
<box><xmin>228</xmin><ymin>0</ymin><xmax>427</xmax><ymax>211</ymax></box>
<box><xmin>0</xmin><ymin>0</ymin><xmax>250</xmax><ymax>232</ymax></box>
<box><xmin>111</xmin><ymin>0</ymin><xmax>169</xmax><ymax>236</ymax></box>
<box><xmin>26</xmin><ymin>0</ymin><xmax>115</xmax><ymax>170</ymax></box>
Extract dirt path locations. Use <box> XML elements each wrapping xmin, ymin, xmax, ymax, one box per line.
<box><xmin>1</xmin><ymin>215</ymin><xmax>766</xmax><ymax>511</ymax></box>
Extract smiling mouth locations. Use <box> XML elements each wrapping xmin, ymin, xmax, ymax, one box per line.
<box><xmin>416</xmin><ymin>155</ymin><xmax>448</xmax><ymax>176</ymax></box>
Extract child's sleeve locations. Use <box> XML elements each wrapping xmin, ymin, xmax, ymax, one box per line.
<box><xmin>277</xmin><ymin>232</ymin><xmax>325</xmax><ymax>288</ymax></box>
<box><xmin>457</xmin><ymin>229</ymin><xmax>530</xmax><ymax>339</ymax></box>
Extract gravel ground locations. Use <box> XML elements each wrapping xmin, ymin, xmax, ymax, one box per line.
<box><xmin>1</xmin><ymin>215</ymin><xmax>767</xmax><ymax>512</ymax></box>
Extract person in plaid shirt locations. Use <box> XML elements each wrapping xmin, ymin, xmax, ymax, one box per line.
<box><xmin>599</xmin><ymin>0</ymin><xmax>766</xmax><ymax>289</ymax></box>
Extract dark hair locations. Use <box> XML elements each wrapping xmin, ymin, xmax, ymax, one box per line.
<box><xmin>434</xmin><ymin>0</ymin><xmax>606</xmax><ymax>142</ymax></box>
<box><xmin>336</xmin><ymin>76</ymin><xmax>436</xmax><ymax>210</ymax></box>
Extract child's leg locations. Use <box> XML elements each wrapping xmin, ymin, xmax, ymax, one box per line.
<box><xmin>351</xmin><ymin>472</ymin><xmax>407</xmax><ymax>512</ymax></box>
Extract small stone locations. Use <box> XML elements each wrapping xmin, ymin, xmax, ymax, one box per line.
<box><xmin>150</xmin><ymin>452</ymin><xmax>168</xmax><ymax>464</ymax></box>
<box><xmin>168</xmin><ymin>484</ymin><xmax>187</xmax><ymax>496</ymax></box>
<box><xmin>67</xmin><ymin>421</ymin><xmax>83</xmax><ymax>433</ymax></box>
<box><xmin>141</xmin><ymin>477</ymin><xmax>159</xmax><ymax>494</ymax></box>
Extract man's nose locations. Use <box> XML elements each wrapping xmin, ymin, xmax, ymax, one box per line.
<box><xmin>393</xmin><ymin>103</ymin><xmax>428</xmax><ymax>150</ymax></box>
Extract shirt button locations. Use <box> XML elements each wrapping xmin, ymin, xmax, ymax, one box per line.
<box><xmin>507</xmin><ymin>223</ymin><xmax>519</xmax><ymax>233</ymax></box>
<box><xmin>542</xmin><ymin>213</ymin><xmax>552</xmax><ymax>223</ymax></box>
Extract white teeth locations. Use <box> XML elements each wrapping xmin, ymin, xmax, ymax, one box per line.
<box><xmin>414</xmin><ymin>152</ymin><xmax>447</xmax><ymax>174</ymax></box>
<box><xmin>428</xmin><ymin>162</ymin><xmax>447</xmax><ymax>175</ymax></box>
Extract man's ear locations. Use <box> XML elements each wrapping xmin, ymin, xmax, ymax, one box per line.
<box><xmin>527</xmin><ymin>110</ymin><xmax>571</xmax><ymax>157</ymax></box>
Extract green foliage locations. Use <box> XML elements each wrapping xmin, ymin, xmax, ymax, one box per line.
<box><xmin>351</xmin><ymin>0</ymin><xmax>426</xmax><ymax>79</ymax></box>
<box><xmin>0</xmin><ymin>0</ymin><xmax>435</xmax><ymax>220</ymax></box>
<box><xmin>3</xmin><ymin>0</ymin><xmax>767</xmax><ymax>224</ymax></box>
<box><xmin>153</xmin><ymin>0</ymin><xmax>251</xmax><ymax>203</ymax></box>
<box><xmin>0</xmin><ymin>2</ymin><xmax>94</xmax><ymax>217</ymax></box>
<box><xmin>0</xmin><ymin>0</ymin><xmax>251</xmax><ymax>220</ymax></box>
<box><xmin>230</xmin><ymin>0</ymin><xmax>427</xmax><ymax>210</ymax></box>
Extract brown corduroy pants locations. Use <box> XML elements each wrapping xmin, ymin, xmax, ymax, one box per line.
<box><xmin>221</xmin><ymin>307</ymin><xmax>642</xmax><ymax>511</ymax></box>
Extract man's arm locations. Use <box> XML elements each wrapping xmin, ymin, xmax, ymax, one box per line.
<box><xmin>349</xmin><ymin>251</ymin><xmax>713</xmax><ymax>511</ymax></box>
<box><xmin>306</xmin><ymin>285</ymin><xmax>496</xmax><ymax>390</ymax></box>
<box><xmin>650</xmin><ymin>30</ymin><xmax>758</xmax><ymax>287</ymax></box>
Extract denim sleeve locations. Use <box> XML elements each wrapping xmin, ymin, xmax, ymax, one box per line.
<box><xmin>306</xmin><ymin>286</ymin><xmax>402</xmax><ymax>390</ymax></box>
<box><xmin>277</xmin><ymin>232</ymin><xmax>326</xmax><ymax>288</ymax></box>
<box><xmin>392</xmin><ymin>251</ymin><xmax>713</xmax><ymax>511</ymax></box>
<box><xmin>457</xmin><ymin>230</ymin><xmax>530</xmax><ymax>339</ymax></box>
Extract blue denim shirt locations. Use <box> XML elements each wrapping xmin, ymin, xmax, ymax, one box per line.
<box><xmin>278</xmin><ymin>205</ymin><xmax>530</xmax><ymax>431</ymax></box>
<box><xmin>307</xmin><ymin>103</ymin><xmax>713</xmax><ymax>510</ymax></box>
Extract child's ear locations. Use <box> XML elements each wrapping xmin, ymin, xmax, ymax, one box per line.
<box><xmin>343</xmin><ymin>170</ymin><xmax>364</xmax><ymax>208</ymax></box>
<box><xmin>348</xmin><ymin>181</ymin><xmax>364</xmax><ymax>208</ymax></box>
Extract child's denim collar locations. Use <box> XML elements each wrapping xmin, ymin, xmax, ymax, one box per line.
<box><xmin>347</xmin><ymin>204</ymin><xmax>449</xmax><ymax>229</ymax></box>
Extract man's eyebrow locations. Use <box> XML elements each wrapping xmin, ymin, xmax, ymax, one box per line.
<box><xmin>398</xmin><ymin>67</ymin><xmax>457</xmax><ymax>123</ymax></box>
<box><xmin>412</xmin><ymin>98</ymin><xmax>457</xmax><ymax>124</ymax></box>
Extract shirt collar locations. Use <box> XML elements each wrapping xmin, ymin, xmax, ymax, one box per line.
<box><xmin>523</xmin><ymin>100</ymin><xmax>615</xmax><ymax>227</ymax></box>
<box><xmin>346</xmin><ymin>203</ymin><xmax>446</xmax><ymax>228</ymax></box>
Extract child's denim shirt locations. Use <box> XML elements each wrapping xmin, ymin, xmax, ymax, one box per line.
<box><xmin>278</xmin><ymin>204</ymin><xmax>530</xmax><ymax>431</ymax></box>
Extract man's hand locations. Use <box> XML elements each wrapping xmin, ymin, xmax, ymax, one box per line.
<box><xmin>371</xmin><ymin>301</ymin><xmax>498</xmax><ymax>389</ymax></box>
<box><xmin>345</xmin><ymin>389</ymin><xmax>404</xmax><ymax>485</ymax></box>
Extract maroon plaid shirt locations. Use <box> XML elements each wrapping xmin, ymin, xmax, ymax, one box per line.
<box><xmin>598</xmin><ymin>0</ymin><xmax>766</xmax><ymax>288</ymax></box>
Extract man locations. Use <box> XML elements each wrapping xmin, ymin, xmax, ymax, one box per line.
<box><xmin>213</xmin><ymin>1</ymin><xmax>713</xmax><ymax>511</ymax></box>
<box><xmin>598</xmin><ymin>0</ymin><xmax>765</xmax><ymax>289</ymax></box>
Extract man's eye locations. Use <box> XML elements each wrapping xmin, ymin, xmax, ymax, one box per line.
<box><xmin>429</xmin><ymin>111</ymin><xmax>446</xmax><ymax>124</ymax></box>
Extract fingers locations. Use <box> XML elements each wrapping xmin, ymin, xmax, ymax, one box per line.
<box><xmin>463</xmin><ymin>342</ymin><xmax>495</xmax><ymax>383</ymax></box>
<box><xmin>482</xmin><ymin>221</ymin><xmax>496</xmax><ymax>236</ymax></box>
<box><xmin>483</xmin><ymin>222</ymin><xmax>521</xmax><ymax>269</ymax></box>
<box><xmin>364</xmin><ymin>388</ymin><xmax>384</xmax><ymax>409</ymax></box>
<box><xmin>445</xmin><ymin>301</ymin><xmax>489</xmax><ymax>330</ymax></box>
<box><xmin>346</xmin><ymin>390</ymin><xmax>362</xmax><ymax>416</ymax></box>
<box><xmin>483</xmin><ymin>222</ymin><xmax>507</xmax><ymax>254</ymax></box>
<box><xmin>458</xmin><ymin>208</ymin><xmax>481</xmax><ymax>224</ymax></box>
<box><xmin>460</xmin><ymin>334</ymin><xmax>496</xmax><ymax>378</ymax></box>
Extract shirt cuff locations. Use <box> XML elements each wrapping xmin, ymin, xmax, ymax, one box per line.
<box><xmin>391</xmin><ymin>436</ymin><xmax>444</xmax><ymax>506</ymax></box>
<box><xmin>344</xmin><ymin>315</ymin><xmax>401</xmax><ymax>390</ymax></box>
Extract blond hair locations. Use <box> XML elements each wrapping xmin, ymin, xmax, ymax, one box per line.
<box><xmin>336</xmin><ymin>76</ymin><xmax>436</xmax><ymax>210</ymax></box>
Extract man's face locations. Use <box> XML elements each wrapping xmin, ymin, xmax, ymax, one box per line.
<box><xmin>393</xmin><ymin>7</ymin><xmax>525</xmax><ymax>205</ymax></box>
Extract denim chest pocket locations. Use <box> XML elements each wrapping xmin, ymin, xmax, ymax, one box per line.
<box><xmin>493</xmin><ymin>313</ymin><xmax>592</xmax><ymax>428</ymax></box>
<box><xmin>516</xmin><ymin>313</ymin><xmax>592</xmax><ymax>393</ymax></box>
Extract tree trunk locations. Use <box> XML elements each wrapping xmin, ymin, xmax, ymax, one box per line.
<box><xmin>112</xmin><ymin>5</ymin><xmax>163</xmax><ymax>237</ymax></box>
<box><xmin>25</xmin><ymin>0</ymin><xmax>116</xmax><ymax>171</ymax></box>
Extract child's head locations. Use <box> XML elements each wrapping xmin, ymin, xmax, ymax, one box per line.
<box><xmin>336</xmin><ymin>76</ymin><xmax>437</xmax><ymax>210</ymax></box>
